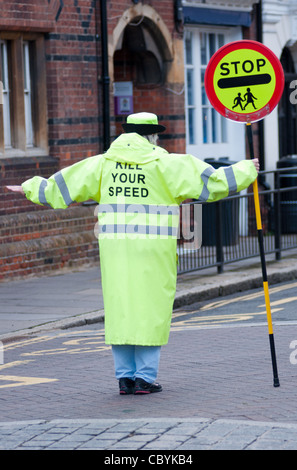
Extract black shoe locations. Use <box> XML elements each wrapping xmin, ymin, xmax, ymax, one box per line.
<box><xmin>134</xmin><ymin>377</ymin><xmax>162</xmax><ymax>394</ymax></box>
<box><xmin>119</xmin><ymin>377</ymin><xmax>135</xmax><ymax>395</ymax></box>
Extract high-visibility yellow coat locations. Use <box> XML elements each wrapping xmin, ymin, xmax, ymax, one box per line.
<box><xmin>22</xmin><ymin>132</ymin><xmax>257</xmax><ymax>345</ymax></box>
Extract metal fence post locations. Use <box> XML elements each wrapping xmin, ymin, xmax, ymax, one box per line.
<box><xmin>274</xmin><ymin>170</ymin><xmax>281</xmax><ymax>261</ymax></box>
<box><xmin>216</xmin><ymin>200</ymin><xmax>224</xmax><ymax>273</ymax></box>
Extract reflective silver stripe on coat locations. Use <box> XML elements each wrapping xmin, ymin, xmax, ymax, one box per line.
<box><xmin>224</xmin><ymin>166</ymin><xmax>237</xmax><ymax>195</ymax></box>
<box><xmin>96</xmin><ymin>203</ymin><xmax>179</xmax><ymax>216</ymax></box>
<box><xmin>98</xmin><ymin>224</ymin><xmax>178</xmax><ymax>237</ymax></box>
<box><xmin>54</xmin><ymin>171</ymin><xmax>75</xmax><ymax>206</ymax></box>
<box><xmin>96</xmin><ymin>203</ymin><xmax>179</xmax><ymax>237</ymax></box>
<box><xmin>198</xmin><ymin>167</ymin><xmax>215</xmax><ymax>202</ymax></box>
<box><xmin>38</xmin><ymin>180</ymin><xmax>51</xmax><ymax>207</ymax></box>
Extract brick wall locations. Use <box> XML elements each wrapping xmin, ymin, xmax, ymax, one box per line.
<box><xmin>0</xmin><ymin>1</ymin><xmax>258</xmax><ymax>281</ymax></box>
<box><xmin>1</xmin><ymin>0</ymin><xmax>188</xmax><ymax>281</ymax></box>
<box><xmin>0</xmin><ymin>1</ymin><xmax>102</xmax><ymax>280</ymax></box>
<box><xmin>1</xmin><ymin>0</ymin><xmax>101</xmax><ymax>215</ymax></box>
<box><xmin>45</xmin><ymin>1</ymin><xmax>102</xmax><ymax>168</ymax></box>
<box><xmin>111</xmin><ymin>0</ymin><xmax>186</xmax><ymax>153</ymax></box>
<box><xmin>0</xmin><ymin>0</ymin><xmax>56</xmax><ymax>31</ymax></box>
<box><xmin>1</xmin><ymin>157</ymin><xmax>57</xmax><ymax>216</ymax></box>
<box><xmin>0</xmin><ymin>205</ymin><xmax>98</xmax><ymax>281</ymax></box>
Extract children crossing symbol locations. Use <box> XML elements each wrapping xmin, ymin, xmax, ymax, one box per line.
<box><xmin>232</xmin><ymin>89</ymin><xmax>258</xmax><ymax>111</ymax></box>
<box><xmin>243</xmin><ymin>88</ymin><xmax>257</xmax><ymax>110</ymax></box>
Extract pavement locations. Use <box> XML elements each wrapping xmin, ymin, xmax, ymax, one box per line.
<box><xmin>1</xmin><ymin>251</ymin><xmax>297</xmax><ymax>450</ymax></box>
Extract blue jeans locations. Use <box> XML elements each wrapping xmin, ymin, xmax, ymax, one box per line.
<box><xmin>111</xmin><ymin>345</ymin><xmax>161</xmax><ymax>383</ymax></box>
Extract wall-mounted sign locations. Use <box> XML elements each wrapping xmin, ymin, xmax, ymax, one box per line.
<box><xmin>114</xmin><ymin>81</ymin><xmax>133</xmax><ymax>115</ymax></box>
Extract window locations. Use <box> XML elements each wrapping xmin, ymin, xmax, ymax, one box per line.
<box><xmin>0</xmin><ymin>34</ymin><xmax>48</xmax><ymax>156</ymax></box>
<box><xmin>200</xmin><ymin>32</ymin><xmax>227</xmax><ymax>145</ymax></box>
<box><xmin>184</xmin><ymin>27</ymin><xmax>245</xmax><ymax>161</ymax></box>
<box><xmin>23</xmin><ymin>41</ymin><xmax>34</xmax><ymax>148</ymax></box>
<box><xmin>185</xmin><ymin>31</ymin><xmax>195</xmax><ymax>144</ymax></box>
<box><xmin>1</xmin><ymin>41</ymin><xmax>12</xmax><ymax>149</ymax></box>
<box><xmin>185</xmin><ymin>31</ymin><xmax>226</xmax><ymax>145</ymax></box>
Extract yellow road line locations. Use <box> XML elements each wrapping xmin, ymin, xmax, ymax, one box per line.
<box><xmin>171</xmin><ymin>308</ymin><xmax>283</xmax><ymax>329</ymax></box>
<box><xmin>0</xmin><ymin>375</ymin><xmax>57</xmax><ymax>389</ymax></box>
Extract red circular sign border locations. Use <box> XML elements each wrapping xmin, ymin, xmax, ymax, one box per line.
<box><xmin>205</xmin><ymin>40</ymin><xmax>285</xmax><ymax>123</ymax></box>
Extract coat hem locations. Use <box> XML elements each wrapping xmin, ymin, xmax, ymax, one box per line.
<box><xmin>105</xmin><ymin>340</ymin><xmax>169</xmax><ymax>346</ymax></box>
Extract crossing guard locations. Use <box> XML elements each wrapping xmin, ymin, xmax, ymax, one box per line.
<box><xmin>11</xmin><ymin>112</ymin><xmax>259</xmax><ymax>394</ymax></box>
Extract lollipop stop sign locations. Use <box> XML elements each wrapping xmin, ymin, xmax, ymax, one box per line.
<box><xmin>205</xmin><ymin>40</ymin><xmax>284</xmax><ymax>123</ymax></box>
<box><xmin>205</xmin><ymin>40</ymin><xmax>285</xmax><ymax>388</ymax></box>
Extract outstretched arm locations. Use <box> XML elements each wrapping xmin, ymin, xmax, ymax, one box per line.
<box><xmin>203</xmin><ymin>157</ymin><xmax>259</xmax><ymax>202</ymax></box>
<box><xmin>165</xmin><ymin>154</ymin><xmax>259</xmax><ymax>204</ymax></box>
<box><xmin>252</xmin><ymin>158</ymin><xmax>260</xmax><ymax>172</ymax></box>
<box><xmin>6</xmin><ymin>155</ymin><xmax>103</xmax><ymax>209</ymax></box>
<box><xmin>6</xmin><ymin>185</ymin><xmax>25</xmax><ymax>195</ymax></box>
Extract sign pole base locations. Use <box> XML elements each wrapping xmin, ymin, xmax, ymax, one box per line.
<box><xmin>246</xmin><ymin>123</ymin><xmax>280</xmax><ymax>387</ymax></box>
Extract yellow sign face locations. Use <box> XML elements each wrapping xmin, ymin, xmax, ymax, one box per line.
<box><xmin>205</xmin><ymin>40</ymin><xmax>284</xmax><ymax>123</ymax></box>
<box><xmin>213</xmin><ymin>48</ymin><xmax>276</xmax><ymax>114</ymax></box>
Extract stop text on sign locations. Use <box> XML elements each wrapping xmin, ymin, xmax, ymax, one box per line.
<box><xmin>220</xmin><ymin>58</ymin><xmax>266</xmax><ymax>75</ymax></box>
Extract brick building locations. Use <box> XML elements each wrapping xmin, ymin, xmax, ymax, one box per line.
<box><xmin>0</xmin><ymin>0</ymin><xmax>261</xmax><ymax>281</ymax></box>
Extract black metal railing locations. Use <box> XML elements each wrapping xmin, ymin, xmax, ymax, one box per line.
<box><xmin>177</xmin><ymin>166</ymin><xmax>297</xmax><ymax>274</ymax></box>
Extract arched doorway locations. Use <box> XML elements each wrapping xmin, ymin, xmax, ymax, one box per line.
<box><xmin>111</xmin><ymin>8</ymin><xmax>174</xmax><ymax>138</ymax></box>
<box><xmin>114</xmin><ymin>18</ymin><xmax>168</xmax><ymax>86</ymax></box>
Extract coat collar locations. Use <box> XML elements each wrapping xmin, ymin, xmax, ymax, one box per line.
<box><xmin>104</xmin><ymin>133</ymin><xmax>168</xmax><ymax>164</ymax></box>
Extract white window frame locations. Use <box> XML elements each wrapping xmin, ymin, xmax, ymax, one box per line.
<box><xmin>0</xmin><ymin>34</ymin><xmax>48</xmax><ymax>157</ymax></box>
<box><xmin>23</xmin><ymin>41</ymin><xmax>34</xmax><ymax>148</ymax></box>
<box><xmin>1</xmin><ymin>40</ymin><xmax>12</xmax><ymax>149</ymax></box>
<box><xmin>184</xmin><ymin>26</ymin><xmax>245</xmax><ymax>162</ymax></box>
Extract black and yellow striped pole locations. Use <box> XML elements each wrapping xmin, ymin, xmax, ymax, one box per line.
<box><xmin>246</xmin><ymin>123</ymin><xmax>280</xmax><ymax>387</ymax></box>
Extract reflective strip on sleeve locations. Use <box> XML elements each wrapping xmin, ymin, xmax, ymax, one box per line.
<box><xmin>224</xmin><ymin>166</ymin><xmax>237</xmax><ymax>195</ymax></box>
<box><xmin>38</xmin><ymin>180</ymin><xmax>51</xmax><ymax>207</ymax></box>
<box><xmin>198</xmin><ymin>167</ymin><xmax>215</xmax><ymax>202</ymax></box>
<box><xmin>54</xmin><ymin>171</ymin><xmax>75</xmax><ymax>206</ymax></box>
